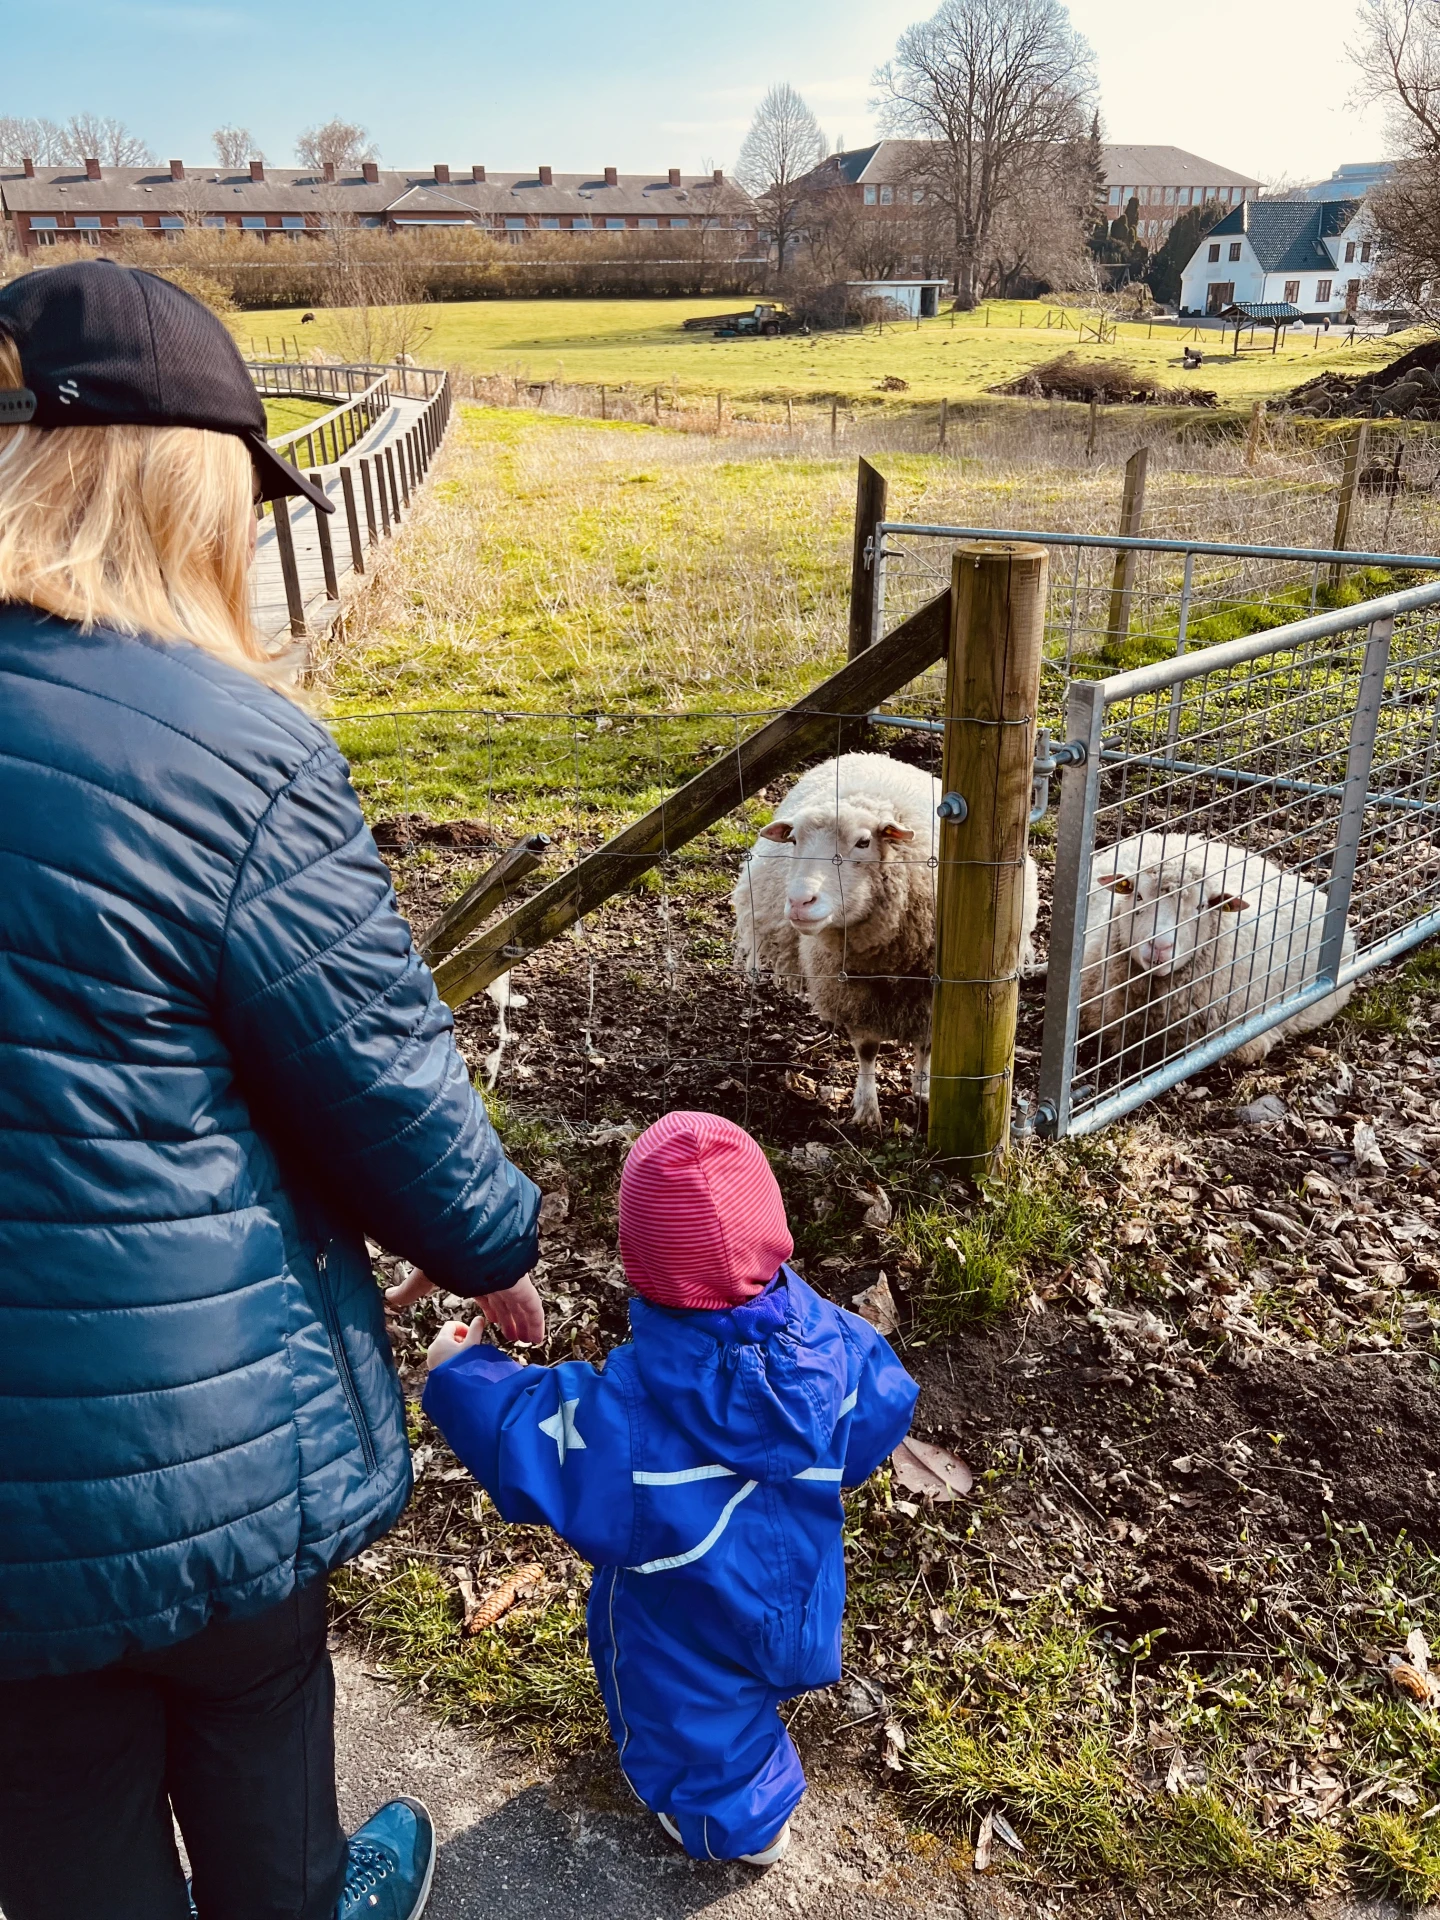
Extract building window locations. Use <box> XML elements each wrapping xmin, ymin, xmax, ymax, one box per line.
<box><xmin>117</xmin><ymin>215</ymin><xmax>144</xmax><ymax>228</ymax></box>
<box><xmin>540</xmin><ymin>217</ymin><xmax>559</xmax><ymax>229</ymax></box>
<box><xmin>34</xmin><ymin>230</ymin><xmax>57</xmax><ymax>246</ymax></box>
<box><xmin>1107</xmin><ymin>185</ymin><xmax>1121</xmax><ymax>205</ymax></box>
<box><xmin>572</xmin><ymin>216</ymin><xmax>592</xmax><ymax>229</ymax></box>
<box><xmin>1178</xmin><ymin>187</ymin><xmax>1191</xmax><ymax>206</ymax></box>
<box><xmin>1207</xmin><ymin>243</ymin><xmax>1221</xmax><ymax>263</ymax></box>
<box><xmin>241</xmin><ymin>216</ymin><xmax>267</xmax><ymax>229</ymax></box>
<box><xmin>671</xmin><ymin>216</ymin><xmax>689</xmax><ymax>229</ymax></box>
<box><xmin>281</xmin><ymin>215</ymin><xmax>304</xmax><ymax>230</ymax></box>
<box><xmin>1164</xmin><ymin>186</ymin><xmax>1175</xmax><ymax>204</ymax></box>
<box><xmin>74</xmin><ymin>216</ymin><xmax>102</xmax><ymax>245</ymax></box>
<box><xmin>203</xmin><ymin>216</ymin><xmax>227</xmax><ymax>228</ymax></box>
<box><xmin>1347</xmin><ymin>278</ymin><xmax>1362</xmax><ymax>308</ymax></box>
<box><xmin>602</xmin><ymin>217</ymin><xmax>623</xmax><ymax>229</ymax></box>
<box><xmin>1345</xmin><ymin>240</ymin><xmax>1356</xmax><ymax>262</ymax></box>
<box><xmin>1284</xmin><ymin>278</ymin><xmax>1300</xmax><ymax>302</ymax></box>
<box><xmin>1316</xmin><ymin>278</ymin><xmax>1332</xmax><ymax>302</ymax></box>
<box><xmin>1229</xmin><ymin>241</ymin><xmax>1241</xmax><ymax>261</ymax></box>
<box><xmin>879</xmin><ymin>185</ymin><xmax>893</xmax><ymax>205</ymax></box>
<box><xmin>911</xmin><ymin>186</ymin><xmax>924</xmax><ymax>204</ymax></box>
<box><xmin>639</xmin><ymin>217</ymin><xmax>658</xmax><ymax>229</ymax></box>
<box><xmin>1361</xmin><ymin>240</ymin><xmax>1372</xmax><ymax>262</ymax></box>
<box><xmin>506</xmin><ymin>217</ymin><xmax>526</xmax><ymax>230</ymax></box>
<box><xmin>863</xmin><ymin>185</ymin><xmax>877</xmax><ymax>206</ymax></box>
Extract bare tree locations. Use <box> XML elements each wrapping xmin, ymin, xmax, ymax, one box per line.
<box><xmin>295</xmin><ymin>119</ymin><xmax>377</xmax><ymax>173</ymax></box>
<box><xmin>735</xmin><ymin>83</ymin><xmax>827</xmax><ymax>274</ymax></box>
<box><xmin>58</xmin><ymin>114</ymin><xmax>154</xmax><ymax>166</ymax></box>
<box><xmin>212</xmin><ymin>126</ymin><xmax>263</xmax><ymax>169</ymax></box>
<box><xmin>0</xmin><ymin>116</ymin><xmax>67</xmax><ymax>164</ymax></box>
<box><xmin>873</xmin><ymin>0</ymin><xmax>1096</xmax><ymax>306</ymax></box>
<box><xmin>328</xmin><ymin>259</ymin><xmax>431</xmax><ymax>366</ymax></box>
<box><xmin>1350</xmin><ymin>0</ymin><xmax>1440</xmax><ymax>312</ymax></box>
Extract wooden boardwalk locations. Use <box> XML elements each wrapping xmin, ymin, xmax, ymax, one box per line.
<box><xmin>249</xmin><ymin>385</ymin><xmax>445</xmax><ymax>651</ymax></box>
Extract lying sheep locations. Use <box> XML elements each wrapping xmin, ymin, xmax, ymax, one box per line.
<box><xmin>1079</xmin><ymin>831</ymin><xmax>1354</xmax><ymax>1070</ymax></box>
<box><xmin>731</xmin><ymin>752</ymin><xmax>1039</xmax><ymax>1129</ymax></box>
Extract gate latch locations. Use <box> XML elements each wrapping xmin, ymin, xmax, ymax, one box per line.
<box><xmin>1030</xmin><ymin>729</ymin><xmax>1088</xmax><ymax>823</ymax></box>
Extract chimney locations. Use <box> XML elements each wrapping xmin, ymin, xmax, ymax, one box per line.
<box><xmin>169</xmin><ymin>159</ymin><xmax>184</xmax><ymax>181</ymax></box>
<box><xmin>668</xmin><ymin>167</ymin><xmax>681</xmax><ymax>187</ymax></box>
<box><xmin>712</xmin><ymin>168</ymin><xmax>724</xmax><ymax>185</ymax></box>
<box><xmin>539</xmin><ymin>165</ymin><xmax>552</xmax><ymax>186</ymax></box>
<box><xmin>604</xmin><ymin>165</ymin><xmax>618</xmax><ymax>186</ymax></box>
<box><xmin>362</xmin><ymin>161</ymin><xmax>379</xmax><ymax>184</ymax></box>
<box><xmin>323</xmin><ymin>160</ymin><xmax>336</xmax><ymax>182</ymax></box>
<box><xmin>21</xmin><ymin>156</ymin><xmax>34</xmax><ymax>179</ymax></box>
<box><xmin>249</xmin><ymin>158</ymin><xmax>264</xmax><ymax>182</ymax></box>
<box><xmin>84</xmin><ymin>157</ymin><xmax>101</xmax><ymax>182</ymax></box>
<box><xmin>471</xmin><ymin>164</ymin><xmax>486</xmax><ymax>182</ymax></box>
<box><xmin>434</xmin><ymin>163</ymin><xmax>450</xmax><ymax>184</ymax></box>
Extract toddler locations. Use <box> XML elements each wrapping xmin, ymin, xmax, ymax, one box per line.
<box><xmin>422</xmin><ymin>1109</ymin><xmax>917</xmax><ymax>1866</ymax></box>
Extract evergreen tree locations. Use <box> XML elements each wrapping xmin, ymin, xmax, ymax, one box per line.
<box><xmin>1145</xmin><ymin>199</ymin><xmax>1227</xmax><ymax>305</ymax></box>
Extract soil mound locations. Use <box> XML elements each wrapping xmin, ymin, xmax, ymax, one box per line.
<box><xmin>1285</xmin><ymin>337</ymin><xmax>1440</xmax><ymax>417</ymax></box>
<box><xmin>990</xmin><ymin>352</ymin><xmax>1218</xmax><ymax>408</ymax></box>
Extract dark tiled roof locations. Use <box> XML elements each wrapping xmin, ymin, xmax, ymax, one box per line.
<box><xmin>1224</xmin><ymin>301</ymin><xmax>1303</xmax><ymax>321</ymax></box>
<box><xmin>1103</xmin><ymin>144</ymin><xmax>1261</xmax><ymax>189</ymax></box>
<box><xmin>1206</xmin><ymin>198</ymin><xmax>1363</xmax><ymax>270</ymax></box>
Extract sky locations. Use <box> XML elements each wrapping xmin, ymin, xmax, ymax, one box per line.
<box><xmin>2</xmin><ymin>0</ymin><xmax>1392</xmax><ymax>188</ymax></box>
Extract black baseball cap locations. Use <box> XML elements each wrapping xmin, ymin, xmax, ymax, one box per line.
<box><xmin>0</xmin><ymin>259</ymin><xmax>333</xmax><ymax>513</ymax></box>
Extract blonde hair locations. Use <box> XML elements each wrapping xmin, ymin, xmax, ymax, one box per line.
<box><xmin>0</xmin><ymin>330</ymin><xmax>286</xmax><ymax>687</ymax></box>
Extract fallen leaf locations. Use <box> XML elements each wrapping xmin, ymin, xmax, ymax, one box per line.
<box><xmin>891</xmin><ymin>1436</ymin><xmax>974</xmax><ymax>1501</ymax></box>
<box><xmin>973</xmin><ymin>1810</ymin><xmax>994</xmax><ymax>1872</ymax></box>
<box><xmin>1118</xmin><ymin>1219</ymin><xmax>1149</xmax><ymax>1246</ymax></box>
<box><xmin>463</xmin><ymin>1562</ymin><xmax>546</xmax><ymax>1634</ymax></box>
<box><xmin>1388</xmin><ymin>1661</ymin><xmax>1434</xmax><ymax>1703</ymax></box>
<box><xmin>883</xmin><ymin>1719</ymin><xmax>907</xmax><ymax>1771</ymax></box>
<box><xmin>1166</xmin><ymin>1749</ymin><xmax>1188</xmax><ymax>1795</ymax></box>
<box><xmin>537</xmin><ymin>1190</ymin><xmax>569</xmax><ymax>1232</ymax></box>
<box><xmin>1409</xmin><ymin>1628</ymin><xmax>1432</xmax><ymax>1675</ymax></box>
<box><xmin>1353</xmin><ymin>1121</ymin><xmax>1389</xmax><ymax>1175</ymax></box>
<box><xmin>839</xmin><ymin>1675</ymin><xmax>887</xmax><ymax>1722</ymax></box>
<box><xmin>853</xmin><ymin>1272</ymin><xmax>898</xmax><ymax>1334</ymax></box>
<box><xmin>862</xmin><ymin>1185</ymin><xmax>893</xmax><ymax>1230</ymax></box>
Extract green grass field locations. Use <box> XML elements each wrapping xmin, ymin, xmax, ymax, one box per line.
<box><xmin>240</xmin><ymin>297</ymin><xmax>1425</xmax><ymax>412</ymax></box>
<box><xmin>261</xmin><ymin>395</ymin><xmax>333</xmax><ymax>437</ymax></box>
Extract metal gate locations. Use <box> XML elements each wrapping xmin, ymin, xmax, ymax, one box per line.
<box><xmin>1033</xmin><ymin>578</ymin><xmax>1440</xmax><ymax>1136</ymax></box>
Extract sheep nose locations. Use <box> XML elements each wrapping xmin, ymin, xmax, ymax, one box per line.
<box><xmin>1140</xmin><ymin>937</ymin><xmax>1174</xmax><ymax>969</ymax></box>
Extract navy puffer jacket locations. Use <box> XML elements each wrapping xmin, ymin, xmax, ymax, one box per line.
<box><xmin>0</xmin><ymin>603</ymin><xmax>540</xmax><ymax>1680</ymax></box>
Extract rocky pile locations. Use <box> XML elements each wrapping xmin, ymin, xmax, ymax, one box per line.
<box><xmin>1285</xmin><ymin>338</ymin><xmax>1440</xmax><ymax>418</ymax></box>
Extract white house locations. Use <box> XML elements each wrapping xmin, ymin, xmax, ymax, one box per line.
<box><xmin>1179</xmin><ymin>198</ymin><xmax>1375</xmax><ymax>321</ymax></box>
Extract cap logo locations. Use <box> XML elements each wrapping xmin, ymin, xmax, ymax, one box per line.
<box><xmin>58</xmin><ymin>379</ymin><xmax>79</xmax><ymax>405</ymax></box>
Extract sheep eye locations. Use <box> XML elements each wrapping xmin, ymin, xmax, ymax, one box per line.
<box><xmin>854</xmin><ymin>835</ymin><xmax>872</xmax><ymax>850</ymax></box>
<box><xmin>1111</xmin><ymin>877</ymin><xmax>1134</xmax><ymax>895</ymax></box>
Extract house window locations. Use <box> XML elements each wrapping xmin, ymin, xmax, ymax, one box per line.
<box><xmin>1361</xmin><ymin>240</ymin><xmax>1372</xmax><ymax>261</ymax></box>
<box><xmin>74</xmin><ymin>216</ymin><xmax>102</xmax><ymax>245</ymax></box>
<box><xmin>506</xmin><ymin>217</ymin><xmax>526</xmax><ymax>229</ymax></box>
<box><xmin>1345</xmin><ymin>240</ymin><xmax>1356</xmax><ymax>262</ymax></box>
<box><xmin>1347</xmin><ymin>278</ymin><xmax>1362</xmax><ymax>308</ymax></box>
<box><xmin>863</xmin><ymin>185</ymin><xmax>877</xmax><ymax>206</ymax></box>
<box><xmin>1204</xmin><ymin>186</ymin><xmax>1216</xmax><ymax>200</ymax></box>
<box><xmin>158</xmin><ymin>217</ymin><xmax>184</xmax><ymax>239</ymax></box>
<box><xmin>1207</xmin><ymin>243</ymin><xmax>1221</xmax><ymax>263</ymax></box>
<box><xmin>1206</xmin><ymin>282</ymin><xmax>1235</xmax><ymax>314</ymax></box>
<box><xmin>540</xmin><ymin>217</ymin><xmax>559</xmax><ymax>229</ymax></box>
<box><xmin>912</xmin><ymin>186</ymin><xmax>924</xmax><ymax>204</ymax></box>
<box><xmin>1178</xmin><ymin>187</ymin><xmax>1191</xmax><ymax>206</ymax></box>
<box><xmin>572</xmin><ymin>216</ymin><xmax>592</xmax><ymax>229</ymax></box>
<box><xmin>1284</xmin><ymin>278</ymin><xmax>1300</xmax><ymax>302</ymax></box>
<box><xmin>241</xmin><ymin>216</ymin><xmax>267</xmax><ymax>229</ymax></box>
<box><xmin>670</xmin><ymin>217</ymin><xmax>689</xmax><ymax>229</ymax></box>
<box><xmin>203</xmin><ymin>216</ymin><xmax>227</xmax><ymax>228</ymax></box>
<box><xmin>879</xmin><ymin>185</ymin><xmax>893</xmax><ymax>205</ymax></box>
<box><xmin>605</xmin><ymin>217</ymin><xmax>626</xmax><ymax>229</ymax></box>
<box><xmin>639</xmin><ymin>217</ymin><xmax>658</xmax><ymax>229</ymax></box>
<box><xmin>1108</xmin><ymin>186</ymin><xmax>1121</xmax><ymax>205</ymax></box>
<box><xmin>281</xmin><ymin>215</ymin><xmax>304</xmax><ymax>230</ymax></box>
<box><xmin>117</xmin><ymin>215</ymin><xmax>144</xmax><ymax>228</ymax></box>
<box><xmin>1228</xmin><ymin>241</ymin><xmax>1241</xmax><ymax>261</ymax></box>
<box><xmin>1164</xmin><ymin>186</ymin><xmax>1175</xmax><ymax>204</ymax></box>
<box><xmin>1316</xmin><ymin>278</ymin><xmax>1332</xmax><ymax>302</ymax></box>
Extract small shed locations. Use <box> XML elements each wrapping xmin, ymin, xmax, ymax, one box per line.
<box><xmin>847</xmin><ymin>278</ymin><xmax>948</xmax><ymax>320</ymax></box>
<box><xmin>1222</xmin><ymin>300</ymin><xmax>1302</xmax><ymax>353</ymax></box>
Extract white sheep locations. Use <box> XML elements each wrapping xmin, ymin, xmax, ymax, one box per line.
<box><xmin>1079</xmin><ymin>831</ymin><xmax>1354</xmax><ymax>1070</ymax></box>
<box><xmin>731</xmin><ymin>752</ymin><xmax>1039</xmax><ymax>1129</ymax></box>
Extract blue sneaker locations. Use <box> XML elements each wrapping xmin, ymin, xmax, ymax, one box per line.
<box><xmin>336</xmin><ymin>1798</ymin><xmax>436</xmax><ymax>1920</ymax></box>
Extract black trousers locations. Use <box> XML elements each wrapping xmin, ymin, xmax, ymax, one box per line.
<box><xmin>0</xmin><ymin>1579</ymin><xmax>347</xmax><ymax>1920</ymax></box>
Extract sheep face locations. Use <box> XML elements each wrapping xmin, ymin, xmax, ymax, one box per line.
<box><xmin>1094</xmin><ymin>842</ymin><xmax>1248</xmax><ymax>980</ymax></box>
<box><xmin>755</xmin><ymin>800</ymin><xmax>918</xmax><ymax>935</ymax></box>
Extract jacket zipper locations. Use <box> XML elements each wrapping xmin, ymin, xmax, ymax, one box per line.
<box><xmin>315</xmin><ymin>1249</ymin><xmax>377</xmax><ymax>1475</ymax></box>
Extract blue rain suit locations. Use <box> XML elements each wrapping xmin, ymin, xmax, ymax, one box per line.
<box><xmin>423</xmin><ymin>1267</ymin><xmax>917</xmax><ymax>1859</ymax></box>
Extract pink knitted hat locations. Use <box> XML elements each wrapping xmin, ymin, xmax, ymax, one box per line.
<box><xmin>618</xmin><ymin>1110</ymin><xmax>794</xmax><ymax>1310</ymax></box>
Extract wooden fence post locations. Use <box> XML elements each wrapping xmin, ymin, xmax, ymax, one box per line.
<box><xmin>1086</xmin><ymin>394</ymin><xmax>1099</xmax><ymax>460</ymax></box>
<box><xmin>831</xmin><ymin>399</ymin><xmax>838</xmax><ymax>445</ymax></box>
<box><xmin>361</xmin><ymin>458</ymin><xmax>381</xmax><ymax>543</ymax></box>
<box><xmin>1246</xmin><ymin>399</ymin><xmax>1266</xmax><ymax>469</ymax></box>
<box><xmin>309</xmin><ymin>476</ymin><xmax>340</xmax><ymax>601</ymax></box>
<box><xmin>928</xmin><ymin>542</ymin><xmax>1048</xmax><ymax>1173</ymax></box>
<box><xmin>1331</xmin><ymin>423</ymin><xmax>1369</xmax><ymax>587</ymax></box>
<box><xmin>340</xmin><ymin>466</ymin><xmax>364</xmax><ymax>574</ymax></box>
<box><xmin>270</xmin><ymin>499</ymin><xmax>308</xmax><ymax>641</ymax></box>
<box><xmin>847</xmin><ymin>457</ymin><xmax>889</xmax><ymax>660</ymax></box>
<box><xmin>1104</xmin><ymin>444</ymin><xmax>1149</xmax><ymax>660</ymax></box>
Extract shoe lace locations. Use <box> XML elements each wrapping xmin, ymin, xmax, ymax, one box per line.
<box><xmin>342</xmin><ymin>1839</ymin><xmax>396</xmax><ymax>1902</ymax></box>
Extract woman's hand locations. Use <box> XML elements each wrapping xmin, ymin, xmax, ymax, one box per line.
<box><xmin>385</xmin><ymin>1268</ymin><xmax>546</xmax><ymax>1346</ymax></box>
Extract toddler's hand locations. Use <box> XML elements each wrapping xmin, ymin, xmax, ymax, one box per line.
<box><xmin>425</xmin><ymin>1320</ymin><xmax>477</xmax><ymax>1371</ymax></box>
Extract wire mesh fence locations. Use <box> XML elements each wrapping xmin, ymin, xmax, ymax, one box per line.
<box><xmin>1036</xmin><ymin>579</ymin><xmax>1440</xmax><ymax>1139</ymax></box>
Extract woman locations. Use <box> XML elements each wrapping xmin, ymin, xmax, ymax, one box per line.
<box><xmin>0</xmin><ymin>259</ymin><xmax>543</xmax><ymax>1920</ymax></box>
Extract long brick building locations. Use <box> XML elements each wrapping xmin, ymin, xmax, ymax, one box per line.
<box><xmin>0</xmin><ymin>158</ymin><xmax>758</xmax><ymax>256</ymax></box>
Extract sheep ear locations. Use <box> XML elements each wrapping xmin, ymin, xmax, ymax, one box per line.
<box><xmin>1097</xmin><ymin>873</ymin><xmax>1133</xmax><ymax>892</ymax></box>
<box><xmin>878</xmin><ymin>823</ymin><xmax>915</xmax><ymax>843</ymax></box>
<box><xmin>759</xmin><ymin>821</ymin><xmax>794</xmax><ymax>843</ymax></box>
<box><xmin>1206</xmin><ymin>890</ymin><xmax>1250</xmax><ymax>912</ymax></box>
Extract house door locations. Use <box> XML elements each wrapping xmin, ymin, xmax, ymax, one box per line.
<box><xmin>1206</xmin><ymin>282</ymin><xmax>1234</xmax><ymax>316</ymax></box>
<box><xmin>920</xmin><ymin>284</ymin><xmax>938</xmax><ymax>318</ymax></box>
<box><xmin>1346</xmin><ymin>278</ymin><xmax>1362</xmax><ymax>313</ymax></box>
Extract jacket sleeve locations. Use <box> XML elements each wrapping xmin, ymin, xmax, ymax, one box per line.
<box><xmin>422</xmin><ymin>1345</ymin><xmax>637</xmax><ymax>1566</ymax></box>
<box><xmin>217</xmin><ymin>742</ymin><xmax>539</xmax><ymax>1295</ymax></box>
<box><xmin>841</xmin><ymin>1321</ymin><xmax>919</xmax><ymax>1488</ymax></box>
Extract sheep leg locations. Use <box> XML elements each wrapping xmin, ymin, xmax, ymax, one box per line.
<box><xmin>911</xmin><ymin>1044</ymin><xmax>931</xmax><ymax>1100</ymax></box>
<box><xmin>851</xmin><ymin>1038</ymin><xmax>883</xmax><ymax>1130</ymax></box>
